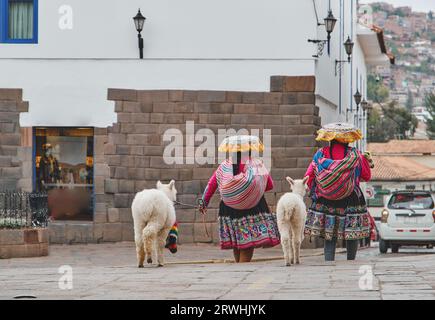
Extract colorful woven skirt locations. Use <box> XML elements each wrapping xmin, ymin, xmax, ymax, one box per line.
<box><xmin>304</xmin><ymin>187</ymin><xmax>370</xmax><ymax>241</ymax></box>
<box><xmin>218</xmin><ymin>196</ymin><xmax>280</xmax><ymax>250</ymax></box>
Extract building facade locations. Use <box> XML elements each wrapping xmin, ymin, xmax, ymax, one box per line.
<box><xmin>0</xmin><ymin>0</ymin><xmax>391</xmax><ymax>244</ymax></box>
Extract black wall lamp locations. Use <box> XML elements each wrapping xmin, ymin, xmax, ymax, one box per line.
<box><xmin>308</xmin><ymin>9</ymin><xmax>337</xmax><ymax>57</ymax></box>
<box><xmin>354</xmin><ymin>89</ymin><xmax>362</xmax><ymax>111</ymax></box>
<box><xmin>133</xmin><ymin>9</ymin><xmax>146</xmax><ymax>59</ymax></box>
<box><xmin>347</xmin><ymin>89</ymin><xmax>362</xmax><ymax>113</ymax></box>
<box><xmin>335</xmin><ymin>36</ymin><xmax>354</xmax><ymax>75</ymax></box>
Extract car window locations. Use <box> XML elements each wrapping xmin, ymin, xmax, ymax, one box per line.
<box><xmin>388</xmin><ymin>193</ymin><xmax>434</xmax><ymax>210</ymax></box>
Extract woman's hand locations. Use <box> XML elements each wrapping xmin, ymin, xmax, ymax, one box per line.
<box><xmin>198</xmin><ymin>199</ymin><xmax>207</xmax><ymax>215</ymax></box>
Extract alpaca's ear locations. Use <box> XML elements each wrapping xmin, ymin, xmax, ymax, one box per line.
<box><xmin>169</xmin><ymin>180</ymin><xmax>175</xmax><ymax>189</ymax></box>
<box><xmin>286</xmin><ymin>177</ymin><xmax>294</xmax><ymax>185</ymax></box>
<box><xmin>302</xmin><ymin>176</ymin><xmax>309</xmax><ymax>185</ymax></box>
<box><xmin>156</xmin><ymin>180</ymin><xmax>162</xmax><ymax>188</ymax></box>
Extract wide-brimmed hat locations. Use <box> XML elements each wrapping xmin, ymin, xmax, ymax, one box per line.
<box><xmin>316</xmin><ymin>122</ymin><xmax>362</xmax><ymax>144</ymax></box>
<box><xmin>218</xmin><ymin>135</ymin><xmax>264</xmax><ymax>153</ymax></box>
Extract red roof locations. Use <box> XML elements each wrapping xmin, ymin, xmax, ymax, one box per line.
<box><xmin>368</xmin><ymin>140</ymin><xmax>435</xmax><ymax>155</ymax></box>
<box><xmin>372</xmin><ymin>156</ymin><xmax>435</xmax><ymax>181</ymax></box>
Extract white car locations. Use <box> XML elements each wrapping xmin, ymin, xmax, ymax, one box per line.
<box><xmin>378</xmin><ymin>191</ymin><xmax>435</xmax><ymax>254</ymax></box>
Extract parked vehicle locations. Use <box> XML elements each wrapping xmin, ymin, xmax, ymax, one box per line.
<box><xmin>378</xmin><ymin>190</ymin><xmax>435</xmax><ymax>254</ymax></box>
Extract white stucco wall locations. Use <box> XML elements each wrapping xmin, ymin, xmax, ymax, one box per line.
<box><xmin>0</xmin><ymin>0</ymin><xmax>321</xmax><ymax>127</ymax></box>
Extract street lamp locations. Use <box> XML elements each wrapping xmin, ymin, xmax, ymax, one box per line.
<box><xmin>354</xmin><ymin>90</ymin><xmax>362</xmax><ymax>110</ymax></box>
<box><xmin>361</xmin><ymin>99</ymin><xmax>369</xmax><ymax>112</ymax></box>
<box><xmin>308</xmin><ymin>9</ymin><xmax>337</xmax><ymax>57</ymax></box>
<box><xmin>344</xmin><ymin>36</ymin><xmax>354</xmax><ymax>62</ymax></box>
<box><xmin>324</xmin><ymin>9</ymin><xmax>337</xmax><ymax>55</ymax></box>
<box><xmin>133</xmin><ymin>9</ymin><xmax>146</xmax><ymax>59</ymax></box>
<box><xmin>335</xmin><ymin>36</ymin><xmax>354</xmax><ymax>75</ymax></box>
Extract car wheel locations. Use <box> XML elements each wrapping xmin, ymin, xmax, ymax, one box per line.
<box><xmin>379</xmin><ymin>238</ymin><xmax>388</xmax><ymax>254</ymax></box>
<box><xmin>391</xmin><ymin>244</ymin><xmax>399</xmax><ymax>253</ymax></box>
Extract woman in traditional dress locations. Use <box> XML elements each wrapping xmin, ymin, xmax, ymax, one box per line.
<box><xmin>199</xmin><ymin>136</ymin><xmax>280</xmax><ymax>263</ymax></box>
<box><xmin>304</xmin><ymin>123</ymin><xmax>372</xmax><ymax>261</ymax></box>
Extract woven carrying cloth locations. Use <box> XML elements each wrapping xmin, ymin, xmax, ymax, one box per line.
<box><xmin>313</xmin><ymin>147</ymin><xmax>361</xmax><ymax>201</ymax></box>
<box><xmin>215</xmin><ymin>158</ymin><xmax>269</xmax><ymax>210</ymax></box>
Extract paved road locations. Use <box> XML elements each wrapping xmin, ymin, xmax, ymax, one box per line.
<box><xmin>1</xmin><ymin>242</ymin><xmax>434</xmax><ymax>300</ymax></box>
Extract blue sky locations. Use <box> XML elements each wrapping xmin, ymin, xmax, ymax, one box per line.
<box><xmin>366</xmin><ymin>0</ymin><xmax>434</xmax><ymax>12</ymax></box>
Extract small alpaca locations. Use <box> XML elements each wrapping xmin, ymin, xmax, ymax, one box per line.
<box><xmin>276</xmin><ymin>176</ymin><xmax>309</xmax><ymax>266</ymax></box>
<box><xmin>131</xmin><ymin>180</ymin><xmax>177</xmax><ymax>267</ymax></box>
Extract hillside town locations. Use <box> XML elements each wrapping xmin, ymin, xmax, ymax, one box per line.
<box><xmin>364</xmin><ymin>2</ymin><xmax>434</xmax><ymax>139</ymax></box>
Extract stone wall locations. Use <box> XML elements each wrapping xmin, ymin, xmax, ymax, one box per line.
<box><xmin>0</xmin><ymin>89</ymin><xmax>31</xmax><ymax>191</ymax></box>
<box><xmin>0</xmin><ymin>228</ymin><xmax>49</xmax><ymax>258</ymax></box>
<box><xmin>95</xmin><ymin>76</ymin><xmax>322</xmax><ymax>244</ymax></box>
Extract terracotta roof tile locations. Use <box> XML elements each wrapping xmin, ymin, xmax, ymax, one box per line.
<box><xmin>372</xmin><ymin>156</ymin><xmax>435</xmax><ymax>181</ymax></box>
<box><xmin>368</xmin><ymin>140</ymin><xmax>435</xmax><ymax>155</ymax></box>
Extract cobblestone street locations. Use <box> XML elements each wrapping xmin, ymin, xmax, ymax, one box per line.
<box><xmin>1</xmin><ymin>242</ymin><xmax>435</xmax><ymax>300</ymax></box>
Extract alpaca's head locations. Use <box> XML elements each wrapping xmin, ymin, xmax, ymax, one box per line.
<box><xmin>156</xmin><ymin>180</ymin><xmax>177</xmax><ymax>202</ymax></box>
<box><xmin>286</xmin><ymin>176</ymin><xmax>309</xmax><ymax>197</ymax></box>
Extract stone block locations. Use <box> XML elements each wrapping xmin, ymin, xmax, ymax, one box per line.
<box><xmin>153</xmin><ymin>102</ymin><xmax>176</xmax><ymax>113</ymax></box>
<box><xmin>107</xmin><ymin>208</ymin><xmax>120</xmax><ymax>223</ymax></box>
<box><xmin>175</xmin><ymin>209</ymin><xmax>196</xmax><ymax>223</ymax></box>
<box><xmin>177</xmin><ymin>223</ymin><xmax>194</xmax><ymax>244</ymax></box>
<box><xmin>65</xmin><ymin>223</ymin><xmax>94</xmax><ymax>244</ymax></box>
<box><xmin>138</xmin><ymin>90</ymin><xmax>169</xmax><ymax>103</ymax></box>
<box><xmin>119</xmin><ymin>208</ymin><xmax>133</xmax><ymax>223</ymax></box>
<box><xmin>0</xmin><ymin>229</ymin><xmax>24</xmax><ymax>245</ymax></box>
<box><xmin>49</xmin><ymin>222</ymin><xmax>66</xmax><ymax>244</ymax></box>
<box><xmin>102</xmin><ymin>223</ymin><xmax>123</xmax><ymax>242</ymax></box>
<box><xmin>182</xmin><ymin>90</ymin><xmax>198</xmax><ymax>102</ymax></box>
<box><xmin>169</xmin><ymin>90</ymin><xmax>184</xmax><ymax>102</ymax></box>
<box><xmin>242</xmin><ymin>92</ymin><xmax>264</xmax><ymax>104</ymax></box>
<box><xmin>270</xmin><ymin>76</ymin><xmax>315</xmax><ymax>92</ymax></box>
<box><xmin>122</xmin><ymin>223</ymin><xmax>134</xmax><ymax>241</ymax></box>
<box><xmin>24</xmin><ymin>229</ymin><xmax>39</xmax><ymax>244</ymax></box>
<box><xmin>193</xmin><ymin>222</ymin><xmax>213</xmax><ymax>243</ymax></box>
<box><xmin>1</xmin><ymin>167</ymin><xmax>21</xmax><ymax>178</ymax></box>
<box><xmin>108</xmin><ymin>88</ymin><xmax>137</xmax><ymax>102</ymax></box>
<box><xmin>114</xmin><ymin>194</ymin><xmax>131</xmax><ymax>208</ymax></box>
<box><xmin>0</xmin><ymin>88</ymin><xmax>22</xmax><ymax>101</ymax></box>
<box><xmin>105</xmin><ymin>179</ymin><xmax>118</xmax><ymax>194</ymax></box>
<box><xmin>131</xmin><ymin>113</ymin><xmax>150</xmax><ymax>123</ymax></box>
<box><xmin>94</xmin><ymin>210</ymin><xmax>107</xmax><ymax>223</ymax></box>
<box><xmin>123</xmin><ymin>101</ymin><xmax>141</xmax><ymax>113</ymax></box>
<box><xmin>197</xmin><ymin>91</ymin><xmax>226</xmax><ymax>102</ymax></box>
<box><xmin>297</xmin><ymin>93</ymin><xmax>315</xmax><ymax>104</ymax></box>
<box><xmin>118</xmin><ymin>180</ymin><xmax>135</xmax><ymax>193</ymax></box>
<box><xmin>114</xmin><ymin>167</ymin><xmax>128</xmax><ymax>179</ymax></box>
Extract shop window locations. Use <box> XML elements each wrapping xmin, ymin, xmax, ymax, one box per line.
<box><xmin>34</xmin><ymin>128</ymin><xmax>94</xmax><ymax>221</ymax></box>
<box><xmin>0</xmin><ymin>0</ymin><xmax>38</xmax><ymax>43</ymax></box>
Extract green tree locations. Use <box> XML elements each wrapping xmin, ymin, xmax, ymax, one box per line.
<box><xmin>367</xmin><ymin>74</ymin><xmax>389</xmax><ymax>103</ymax></box>
<box><xmin>425</xmin><ymin>92</ymin><xmax>435</xmax><ymax>139</ymax></box>
<box><xmin>368</xmin><ymin>101</ymin><xmax>418</xmax><ymax>142</ymax></box>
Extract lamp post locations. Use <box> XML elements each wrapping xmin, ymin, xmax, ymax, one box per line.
<box><xmin>354</xmin><ymin>90</ymin><xmax>362</xmax><ymax>111</ymax></box>
<box><xmin>308</xmin><ymin>9</ymin><xmax>337</xmax><ymax>57</ymax></box>
<box><xmin>133</xmin><ymin>9</ymin><xmax>146</xmax><ymax>59</ymax></box>
<box><xmin>335</xmin><ymin>36</ymin><xmax>354</xmax><ymax>75</ymax></box>
<box><xmin>324</xmin><ymin>10</ymin><xmax>337</xmax><ymax>55</ymax></box>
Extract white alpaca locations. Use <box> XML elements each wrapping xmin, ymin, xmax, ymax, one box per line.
<box><xmin>131</xmin><ymin>180</ymin><xmax>177</xmax><ymax>267</ymax></box>
<box><xmin>276</xmin><ymin>176</ymin><xmax>309</xmax><ymax>266</ymax></box>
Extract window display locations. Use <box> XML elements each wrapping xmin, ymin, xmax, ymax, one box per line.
<box><xmin>35</xmin><ymin>127</ymin><xmax>94</xmax><ymax>221</ymax></box>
